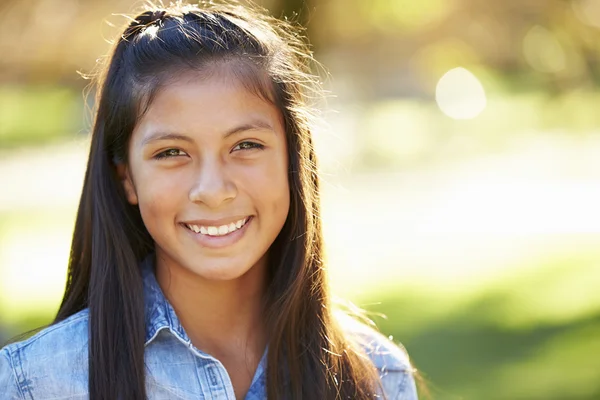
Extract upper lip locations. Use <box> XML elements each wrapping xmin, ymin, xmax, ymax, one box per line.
<box><xmin>180</xmin><ymin>216</ymin><xmax>251</xmax><ymax>227</ymax></box>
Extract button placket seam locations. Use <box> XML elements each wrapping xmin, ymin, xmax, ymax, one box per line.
<box><xmin>204</xmin><ymin>363</ymin><xmax>231</xmax><ymax>399</ymax></box>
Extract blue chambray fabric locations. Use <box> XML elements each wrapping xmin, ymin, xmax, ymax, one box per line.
<box><xmin>0</xmin><ymin>256</ymin><xmax>418</xmax><ymax>399</ymax></box>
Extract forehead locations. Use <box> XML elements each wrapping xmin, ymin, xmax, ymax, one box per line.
<box><xmin>133</xmin><ymin>69</ymin><xmax>283</xmax><ymax>140</ymax></box>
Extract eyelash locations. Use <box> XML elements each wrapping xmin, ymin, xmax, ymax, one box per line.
<box><xmin>153</xmin><ymin>148</ymin><xmax>186</xmax><ymax>160</ymax></box>
<box><xmin>232</xmin><ymin>141</ymin><xmax>265</xmax><ymax>152</ymax></box>
<box><xmin>152</xmin><ymin>141</ymin><xmax>264</xmax><ymax>160</ymax></box>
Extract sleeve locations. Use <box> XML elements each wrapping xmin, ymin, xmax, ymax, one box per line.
<box><xmin>396</xmin><ymin>369</ymin><xmax>418</xmax><ymax>400</ymax></box>
<box><xmin>0</xmin><ymin>347</ymin><xmax>25</xmax><ymax>399</ymax></box>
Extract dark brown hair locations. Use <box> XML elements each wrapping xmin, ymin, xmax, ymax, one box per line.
<box><xmin>54</xmin><ymin>1</ymin><xmax>381</xmax><ymax>399</ymax></box>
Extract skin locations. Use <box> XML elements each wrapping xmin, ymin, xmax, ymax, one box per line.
<box><xmin>117</xmin><ymin>69</ymin><xmax>290</xmax><ymax>399</ymax></box>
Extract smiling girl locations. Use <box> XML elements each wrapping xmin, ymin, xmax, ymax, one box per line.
<box><xmin>0</xmin><ymin>2</ymin><xmax>418</xmax><ymax>399</ymax></box>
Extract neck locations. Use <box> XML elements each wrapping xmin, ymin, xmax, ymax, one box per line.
<box><xmin>154</xmin><ymin>254</ymin><xmax>268</xmax><ymax>358</ymax></box>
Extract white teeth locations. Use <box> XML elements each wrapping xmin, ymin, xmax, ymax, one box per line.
<box><xmin>186</xmin><ymin>217</ymin><xmax>249</xmax><ymax>236</ymax></box>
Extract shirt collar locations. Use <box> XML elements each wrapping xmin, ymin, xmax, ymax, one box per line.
<box><xmin>140</xmin><ymin>253</ymin><xmax>191</xmax><ymax>346</ymax></box>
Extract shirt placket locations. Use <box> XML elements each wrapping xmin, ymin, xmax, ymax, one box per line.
<box><xmin>194</xmin><ymin>353</ymin><xmax>237</xmax><ymax>399</ymax></box>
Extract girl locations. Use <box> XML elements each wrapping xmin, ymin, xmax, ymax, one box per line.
<box><xmin>0</xmin><ymin>1</ymin><xmax>418</xmax><ymax>399</ymax></box>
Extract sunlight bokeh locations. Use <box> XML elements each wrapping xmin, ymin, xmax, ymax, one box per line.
<box><xmin>435</xmin><ymin>67</ymin><xmax>487</xmax><ymax>119</ymax></box>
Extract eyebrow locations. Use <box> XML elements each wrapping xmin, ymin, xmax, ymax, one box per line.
<box><xmin>141</xmin><ymin>120</ymin><xmax>275</xmax><ymax>146</ymax></box>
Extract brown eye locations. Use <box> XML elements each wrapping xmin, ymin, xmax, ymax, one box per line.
<box><xmin>154</xmin><ymin>148</ymin><xmax>187</xmax><ymax>159</ymax></box>
<box><xmin>232</xmin><ymin>141</ymin><xmax>264</xmax><ymax>152</ymax></box>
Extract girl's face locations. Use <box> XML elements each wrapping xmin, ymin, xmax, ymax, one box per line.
<box><xmin>120</xmin><ymin>71</ymin><xmax>290</xmax><ymax>281</ymax></box>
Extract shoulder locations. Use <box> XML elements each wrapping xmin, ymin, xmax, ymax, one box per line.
<box><xmin>0</xmin><ymin>309</ymin><xmax>90</xmax><ymax>399</ymax></box>
<box><xmin>338</xmin><ymin>313</ymin><xmax>419</xmax><ymax>400</ymax></box>
<box><xmin>2</xmin><ymin>308</ymin><xmax>89</xmax><ymax>358</ymax></box>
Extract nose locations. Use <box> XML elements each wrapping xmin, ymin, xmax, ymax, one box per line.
<box><xmin>188</xmin><ymin>156</ymin><xmax>237</xmax><ymax>209</ymax></box>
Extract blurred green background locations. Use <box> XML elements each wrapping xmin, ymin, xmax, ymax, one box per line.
<box><xmin>1</xmin><ymin>0</ymin><xmax>600</xmax><ymax>399</ymax></box>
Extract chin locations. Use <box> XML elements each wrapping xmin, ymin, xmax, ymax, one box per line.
<box><xmin>189</xmin><ymin>260</ymin><xmax>256</xmax><ymax>281</ymax></box>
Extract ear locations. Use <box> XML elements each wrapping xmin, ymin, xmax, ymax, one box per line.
<box><xmin>115</xmin><ymin>163</ymin><xmax>139</xmax><ymax>205</ymax></box>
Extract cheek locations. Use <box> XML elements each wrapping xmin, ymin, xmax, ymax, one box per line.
<box><xmin>245</xmin><ymin>155</ymin><xmax>290</xmax><ymax>218</ymax></box>
<box><xmin>136</xmin><ymin>170</ymin><xmax>187</xmax><ymax>224</ymax></box>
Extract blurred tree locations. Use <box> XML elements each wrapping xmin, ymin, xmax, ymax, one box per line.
<box><xmin>1</xmin><ymin>0</ymin><xmax>599</xmax><ymax>92</ymax></box>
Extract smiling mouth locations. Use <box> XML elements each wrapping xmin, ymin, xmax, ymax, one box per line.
<box><xmin>183</xmin><ymin>217</ymin><xmax>251</xmax><ymax>237</ymax></box>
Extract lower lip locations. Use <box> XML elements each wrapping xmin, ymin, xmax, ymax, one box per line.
<box><xmin>181</xmin><ymin>217</ymin><xmax>253</xmax><ymax>249</ymax></box>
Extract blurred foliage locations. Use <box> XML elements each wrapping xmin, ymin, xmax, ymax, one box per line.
<box><xmin>0</xmin><ymin>86</ymin><xmax>82</xmax><ymax>148</ymax></box>
<box><xmin>312</xmin><ymin>0</ymin><xmax>600</xmax><ymax>98</ymax></box>
<box><xmin>1</xmin><ymin>0</ymin><xmax>600</xmax><ymax>91</ymax></box>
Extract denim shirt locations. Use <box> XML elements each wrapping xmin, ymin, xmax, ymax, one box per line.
<box><xmin>0</xmin><ymin>257</ymin><xmax>417</xmax><ymax>399</ymax></box>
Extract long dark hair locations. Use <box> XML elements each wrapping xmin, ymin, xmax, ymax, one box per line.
<box><xmin>54</xmin><ymin>1</ymin><xmax>380</xmax><ymax>399</ymax></box>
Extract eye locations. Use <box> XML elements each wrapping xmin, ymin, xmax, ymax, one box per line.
<box><xmin>232</xmin><ymin>141</ymin><xmax>265</xmax><ymax>152</ymax></box>
<box><xmin>153</xmin><ymin>148</ymin><xmax>188</xmax><ymax>159</ymax></box>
